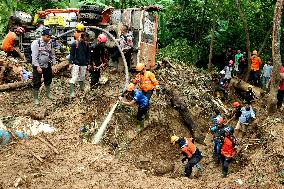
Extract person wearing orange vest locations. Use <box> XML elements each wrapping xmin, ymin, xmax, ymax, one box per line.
<box><xmin>171</xmin><ymin>135</ymin><xmax>203</xmax><ymax>177</ymax></box>
<box><xmin>221</xmin><ymin>126</ymin><xmax>237</xmax><ymax>177</ymax></box>
<box><xmin>132</xmin><ymin>63</ymin><xmax>159</xmax><ymax>100</ymax></box>
<box><xmin>1</xmin><ymin>27</ymin><xmax>25</xmax><ymax>60</ymax></box>
<box><xmin>249</xmin><ymin>50</ymin><xmax>262</xmax><ymax>86</ymax></box>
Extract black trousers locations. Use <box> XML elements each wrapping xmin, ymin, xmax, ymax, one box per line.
<box><xmin>137</xmin><ymin>106</ymin><xmax>148</xmax><ymax>121</ymax></box>
<box><xmin>221</xmin><ymin>156</ymin><xmax>232</xmax><ymax>174</ymax></box>
<box><xmin>32</xmin><ymin>66</ymin><xmax>52</xmax><ymax>89</ymax></box>
<box><xmin>277</xmin><ymin>90</ymin><xmax>284</xmax><ymax>108</ymax></box>
<box><xmin>184</xmin><ymin>149</ymin><xmax>202</xmax><ymax>177</ymax></box>
<box><xmin>89</xmin><ymin>67</ymin><xmax>100</xmax><ymax>87</ymax></box>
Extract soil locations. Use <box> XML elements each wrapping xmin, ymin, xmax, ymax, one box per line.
<box><xmin>0</xmin><ymin>62</ymin><xmax>283</xmax><ymax>189</ymax></box>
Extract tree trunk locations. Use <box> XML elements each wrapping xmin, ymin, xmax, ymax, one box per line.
<box><xmin>268</xmin><ymin>0</ymin><xmax>284</xmax><ymax>114</ymax></box>
<box><xmin>165</xmin><ymin>90</ymin><xmax>205</xmax><ymax>145</ymax></box>
<box><xmin>236</xmin><ymin>0</ymin><xmax>251</xmax><ymax>81</ymax></box>
<box><xmin>230</xmin><ymin>78</ymin><xmax>265</xmax><ymax>98</ymax></box>
<box><xmin>208</xmin><ymin>16</ymin><xmax>216</xmax><ymax>72</ymax></box>
<box><xmin>0</xmin><ymin>61</ymin><xmax>69</xmax><ymax>92</ymax></box>
<box><xmin>258</xmin><ymin>26</ymin><xmax>273</xmax><ymax>56</ymax></box>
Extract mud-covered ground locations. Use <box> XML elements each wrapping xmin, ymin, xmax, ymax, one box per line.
<box><xmin>0</xmin><ymin>62</ymin><xmax>283</xmax><ymax>189</ymax></box>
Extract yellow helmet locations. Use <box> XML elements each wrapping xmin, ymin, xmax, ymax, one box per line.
<box><xmin>170</xmin><ymin>135</ymin><xmax>179</xmax><ymax>145</ymax></box>
<box><xmin>76</xmin><ymin>23</ymin><xmax>85</xmax><ymax>31</ymax></box>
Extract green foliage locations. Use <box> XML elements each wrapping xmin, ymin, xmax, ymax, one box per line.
<box><xmin>157</xmin><ymin>39</ymin><xmax>201</xmax><ymax>65</ymax></box>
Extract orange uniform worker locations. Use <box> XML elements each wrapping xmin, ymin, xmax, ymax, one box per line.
<box><xmin>171</xmin><ymin>135</ymin><xmax>203</xmax><ymax>177</ymax></box>
<box><xmin>1</xmin><ymin>27</ymin><xmax>25</xmax><ymax>59</ymax></box>
<box><xmin>132</xmin><ymin>63</ymin><xmax>159</xmax><ymax>100</ymax></box>
<box><xmin>221</xmin><ymin>127</ymin><xmax>237</xmax><ymax>177</ymax></box>
<box><xmin>249</xmin><ymin>50</ymin><xmax>262</xmax><ymax>86</ymax></box>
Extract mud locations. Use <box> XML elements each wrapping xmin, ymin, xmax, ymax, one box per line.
<box><xmin>0</xmin><ymin>63</ymin><xmax>283</xmax><ymax>188</ymax></box>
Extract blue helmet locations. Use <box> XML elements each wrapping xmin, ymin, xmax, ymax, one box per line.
<box><xmin>224</xmin><ymin>126</ymin><xmax>234</xmax><ymax>134</ymax></box>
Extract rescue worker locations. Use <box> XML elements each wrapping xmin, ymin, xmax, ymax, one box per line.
<box><xmin>119</xmin><ymin>83</ymin><xmax>149</xmax><ymax>133</ymax></box>
<box><xmin>89</xmin><ymin>33</ymin><xmax>108</xmax><ymax>88</ymax></box>
<box><xmin>74</xmin><ymin>23</ymin><xmax>85</xmax><ymax>40</ymax></box>
<box><xmin>210</xmin><ymin>117</ymin><xmax>225</xmax><ymax>164</ymax></box>
<box><xmin>221</xmin><ymin>126</ymin><xmax>237</xmax><ymax>177</ymax></box>
<box><xmin>34</xmin><ymin>19</ymin><xmax>45</xmax><ymax>38</ymax></box>
<box><xmin>249</xmin><ymin>50</ymin><xmax>262</xmax><ymax>86</ymax></box>
<box><xmin>231</xmin><ymin>101</ymin><xmax>242</xmax><ymax>120</ymax></box>
<box><xmin>170</xmin><ymin>135</ymin><xmax>203</xmax><ymax>178</ymax></box>
<box><xmin>211</xmin><ymin>109</ymin><xmax>222</xmax><ymax>129</ymax></box>
<box><xmin>132</xmin><ymin>63</ymin><xmax>159</xmax><ymax>100</ymax></box>
<box><xmin>1</xmin><ymin>27</ymin><xmax>26</xmax><ymax>60</ymax></box>
<box><xmin>223</xmin><ymin>60</ymin><xmax>233</xmax><ymax>83</ymax></box>
<box><xmin>110</xmin><ymin>25</ymin><xmax>133</xmax><ymax>71</ymax></box>
<box><xmin>245</xmin><ymin>85</ymin><xmax>255</xmax><ymax>104</ymax></box>
<box><xmin>69</xmin><ymin>32</ymin><xmax>90</xmax><ymax>97</ymax></box>
<box><xmin>234</xmin><ymin>103</ymin><xmax>256</xmax><ymax>139</ymax></box>
<box><xmin>277</xmin><ymin>64</ymin><xmax>284</xmax><ymax>108</ymax></box>
<box><xmin>31</xmin><ymin>27</ymin><xmax>57</xmax><ymax>105</ymax></box>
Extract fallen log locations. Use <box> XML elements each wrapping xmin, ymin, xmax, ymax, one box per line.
<box><xmin>230</xmin><ymin>77</ymin><xmax>265</xmax><ymax>98</ymax></box>
<box><xmin>165</xmin><ymin>89</ymin><xmax>205</xmax><ymax>144</ymax></box>
<box><xmin>0</xmin><ymin>61</ymin><xmax>69</xmax><ymax>92</ymax></box>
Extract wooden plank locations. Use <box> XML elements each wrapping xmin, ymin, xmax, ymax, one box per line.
<box><xmin>36</xmin><ymin>136</ymin><xmax>59</xmax><ymax>154</ymax></box>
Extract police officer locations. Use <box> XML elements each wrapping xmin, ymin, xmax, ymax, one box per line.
<box><xmin>31</xmin><ymin>27</ymin><xmax>57</xmax><ymax>105</ymax></box>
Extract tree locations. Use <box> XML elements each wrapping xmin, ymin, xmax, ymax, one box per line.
<box><xmin>236</xmin><ymin>0</ymin><xmax>251</xmax><ymax>81</ymax></box>
<box><xmin>268</xmin><ymin>0</ymin><xmax>284</xmax><ymax>113</ymax></box>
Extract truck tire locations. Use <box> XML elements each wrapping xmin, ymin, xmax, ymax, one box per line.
<box><xmin>80</xmin><ymin>5</ymin><xmax>103</xmax><ymax>14</ymax></box>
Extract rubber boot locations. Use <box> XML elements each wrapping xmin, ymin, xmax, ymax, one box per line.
<box><xmin>78</xmin><ymin>81</ymin><xmax>85</xmax><ymax>91</ymax></box>
<box><xmin>45</xmin><ymin>85</ymin><xmax>52</xmax><ymax>100</ymax></box>
<box><xmin>136</xmin><ymin>120</ymin><xmax>145</xmax><ymax>133</ymax></box>
<box><xmin>33</xmin><ymin>89</ymin><xmax>40</xmax><ymax>105</ymax></box>
<box><xmin>70</xmin><ymin>83</ymin><xmax>75</xmax><ymax>97</ymax></box>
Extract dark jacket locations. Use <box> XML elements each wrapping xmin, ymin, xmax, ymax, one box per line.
<box><xmin>90</xmin><ymin>43</ymin><xmax>106</xmax><ymax>67</ymax></box>
<box><xmin>70</xmin><ymin>41</ymin><xmax>90</xmax><ymax>66</ymax></box>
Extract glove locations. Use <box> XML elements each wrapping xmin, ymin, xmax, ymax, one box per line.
<box><xmin>181</xmin><ymin>157</ymin><xmax>187</xmax><ymax>163</ymax></box>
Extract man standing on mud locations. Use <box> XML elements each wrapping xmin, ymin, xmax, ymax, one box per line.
<box><xmin>31</xmin><ymin>28</ymin><xmax>57</xmax><ymax>105</ymax></box>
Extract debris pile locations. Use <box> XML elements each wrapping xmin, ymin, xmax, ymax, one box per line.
<box><xmin>0</xmin><ymin>52</ymin><xmax>32</xmax><ymax>84</ymax></box>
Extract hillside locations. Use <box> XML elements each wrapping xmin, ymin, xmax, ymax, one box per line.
<box><xmin>0</xmin><ymin>60</ymin><xmax>283</xmax><ymax>189</ymax></box>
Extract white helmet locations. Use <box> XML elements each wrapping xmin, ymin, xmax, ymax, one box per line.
<box><xmin>220</xmin><ymin>70</ymin><xmax>225</xmax><ymax>75</ymax></box>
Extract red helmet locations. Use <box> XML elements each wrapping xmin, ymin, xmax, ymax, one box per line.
<box><xmin>15</xmin><ymin>27</ymin><xmax>25</xmax><ymax>34</ymax></box>
<box><xmin>232</xmin><ymin>101</ymin><xmax>240</xmax><ymax>108</ymax></box>
<box><xmin>97</xmin><ymin>34</ymin><xmax>108</xmax><ymax>43</ymax></box>
<box><xmin>217</xmin><ymin>117</ymin><xmax>224</xmax><ymax>124</ymax></box>
<box><xmin>229</xmin><ymin>60</ymin><xmax>234</xmax><ymax>65</ymax></box>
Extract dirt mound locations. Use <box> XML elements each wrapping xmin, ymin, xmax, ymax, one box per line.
<box><xmin>0</xmin><ymin>62</ymin><xmax>283</xmax><ymax>188</ymax></box>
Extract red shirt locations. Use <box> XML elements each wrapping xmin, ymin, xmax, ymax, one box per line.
<box><xmin>221</xmin><ymin>137</ymin><xmax>236</xmax><ymax>158</ymax></box>
<box><xmin>279</xmin><ymin>66</ymin><xmax>284</xmax><ymax>90</ymax></box>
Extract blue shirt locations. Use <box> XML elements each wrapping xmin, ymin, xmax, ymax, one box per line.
<box><xmin>132</xmin><ymin>89</ymin><xmax>149</xmax><ymax>109</ymax></box>
<box><xmin>239</xmin><ymin>106</ymin><xmax>255</xmax><ymax>124</ymax></box>
<box><xmin>263</xmin><ymin>64</ymin><xmax>273</xmax><ymax>78</ymax></box>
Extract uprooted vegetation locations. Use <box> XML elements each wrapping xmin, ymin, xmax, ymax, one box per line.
<box><xmin>0</xmin><ymin>59</ymin><xmax>283</xmax><ymax>188</ymax></box>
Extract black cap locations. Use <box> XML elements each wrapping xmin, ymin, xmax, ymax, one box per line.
<box><xmin>42</xmin><ymin>27</ymin><xmax>51</xmax><ymax>36</ymax></box>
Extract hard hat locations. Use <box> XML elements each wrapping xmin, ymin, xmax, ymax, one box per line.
<box><xmin>229</xmin><ymin>60</ymin><xmax>234</xmax><ymax>65</ymax></box>
<box><xmin>252</xmin><ymin>50</ymin><xmax>257</xmax><ymax>55</ymax></box>
<box><xmin>224</xmin><ymin>126</ymin><xmax>234</xmax><ymax>134</ymax></box>
<box><xmin>15</xmin><ymin>27</ymin><xmax>25</xmax><ymax>34</ymax></box>
<box><xmin>42</xmin><ymin>27</ymin><xmax>51</xmax><ymax>36</ymax></box>
<box><xmin>136</xmin><ymin>63</ymin><xmax>145</xmax><ymax>72</ymax></box>
<box><xmin>170</xmin><ymin>135</ymin><xmax>179</xmax><ymax>144</ymax></box>
<box><xmin>97</xmin><ymin>33</ymin><xmax>108</xmax><ymax>43</ymax></box>
<box><xmin>220</xmin><ymin>70</ymin><xmax>225</xmax><ymax>75</ymax></box>
<box><xmin>126</xmin><ymin>83</ymin><xmax>135</xmax><ymax>92</ymax></box>
<box><xmin>232</xmin><ymin>101</ymin><xmax>240</xmax><ymax>108</ymax></box>
<box><xmin>76</xmin><ymin>23</ymin><xmax>85</xmax><ymax>31</ymax></box>
<box><xmin>217</xmin><ymin>117</ymin><xmax>224</xmax><ymax>124</ymax></box>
